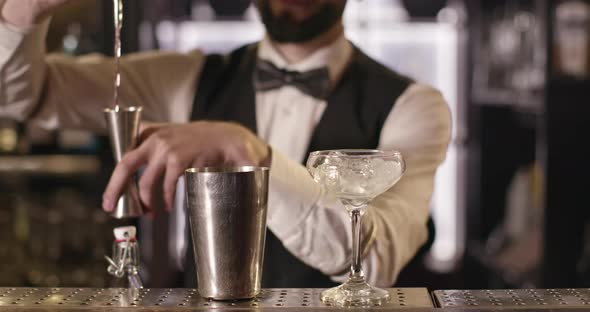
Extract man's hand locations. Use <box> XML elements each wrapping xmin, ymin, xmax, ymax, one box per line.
<box><xmin>1</xmin><ymin>0</ymin><xmax>71</xmax><ymax>28</ymax></box>
<box><xmin>102</xmin><ymin>121</ymin><xmax>271</xmax><ymax>213</ymax></box>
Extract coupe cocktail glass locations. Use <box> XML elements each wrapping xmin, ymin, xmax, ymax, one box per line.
<box><xmin>306</xmin><ymin>149</ymin><xmax>406</xmax><ymax>307</ymax></box>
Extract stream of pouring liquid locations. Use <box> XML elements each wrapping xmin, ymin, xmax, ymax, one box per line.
<box><xmin>113</xmin><ymin>0</ymin><xmax>123</xmax><ymax>112</ymax></box>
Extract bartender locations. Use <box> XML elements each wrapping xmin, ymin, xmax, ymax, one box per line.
<box><xmin>0</xmin><ymin>0</ymin><xmax>450</xmax><ymax>288</ymax></box>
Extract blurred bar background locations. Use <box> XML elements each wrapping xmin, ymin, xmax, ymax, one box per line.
<box><xmin>0</xmin><ymin>0</ymin><xmax>589</xmax><ymax>290</ymax></box>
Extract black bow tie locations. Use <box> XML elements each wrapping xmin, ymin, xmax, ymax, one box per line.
<box><xmin>254</xmin><ymin>59</ymin><xmax>331</xmax><ymax>99</ymax></box>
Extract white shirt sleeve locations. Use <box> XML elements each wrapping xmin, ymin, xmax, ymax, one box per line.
<box><xmin>0</xmin><ymin>19</ymin><xmax>205</xmax><ymax>130</ymax></box>
<box><xmin>266</xmin><ymin>83</ymin><xmax>451</xmax><ymax>287</ymax></box>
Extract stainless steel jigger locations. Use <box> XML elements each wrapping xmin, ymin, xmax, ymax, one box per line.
<box><xmin>104</xmin><ymin>106</ymin><xmax>144</xmax><ymax>219</ymax></box>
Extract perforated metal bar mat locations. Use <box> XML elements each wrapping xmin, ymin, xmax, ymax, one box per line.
<box><xmin>0</xmin><ymin>288</ymin><xmax>433</xmax><ymax>309</ymax></box>
<box><xmin>433</xmin><ymin>289</ymin><xmax>590</xmax><ymax>308</ymax></box>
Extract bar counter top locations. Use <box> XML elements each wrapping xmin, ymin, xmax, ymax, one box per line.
<box><xmin>0</xmin><ymin>307</ymin><xmax>589</xmax><ymax>311</ymax></box>
<box><xmin>1</xmin><ymin>288</ymin><xmax>590</xmax><ymax>311</ymax></box>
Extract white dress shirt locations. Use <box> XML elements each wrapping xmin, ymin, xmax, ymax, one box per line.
<box><xmin>0</xmin><ymin>19</ymin><xmax>451</xmax><ymax>287</ymax></box>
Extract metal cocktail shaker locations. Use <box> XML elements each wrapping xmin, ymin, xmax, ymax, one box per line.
<box><xmin>104</xmin><ymin>106</ymin><xmax>144</xmax><ymax>219</ymax></box>
<box><xmin>185</xmin><ymin>166</ymin><xmax>269</xmax><ymax>300</ymax></box>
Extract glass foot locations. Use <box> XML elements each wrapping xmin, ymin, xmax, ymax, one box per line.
<box><xmin>321</xmin><ymin>280</ymin><xmax>391</xmax><ymax>307</ymax></box>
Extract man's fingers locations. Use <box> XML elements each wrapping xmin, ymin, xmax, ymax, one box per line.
<box><xmin>102</xmin><ymin>145</ymin><xmax>149</xmax><ymax>212</ymax></box>
<box><xmin>138</xmin><ymin>156</ymin><xmax>166</xmax><ymax>211</ymax></box>
<box><xmin>163</xmin><ymin>157</ymin><xmax>189</xmax><ymax>212</ymax></box>
<box><xmin>138</xmin><ymin>123</ymin><xmax>167</xmax><ymax>143</ymax></box>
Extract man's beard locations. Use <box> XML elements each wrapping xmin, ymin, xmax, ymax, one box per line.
<box><xmin>256</xmin><ymin>0</ymin><xmax>346</xmax><ymax>43</ymax></box>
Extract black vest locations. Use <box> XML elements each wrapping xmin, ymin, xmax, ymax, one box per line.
<box><xmin>187</xmin><ymin>43</ymin><xmax>412</xmax><ymax>288</ymax></box>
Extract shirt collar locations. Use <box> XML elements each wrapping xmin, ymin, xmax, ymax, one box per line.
<box><xmin>257</xmin><ymin>34</ymin><xmax>353</xmax><ymax>84</ymax></box>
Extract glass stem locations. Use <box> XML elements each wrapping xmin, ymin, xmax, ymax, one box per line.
<box><xmin>350</xmin><ymin>209</ymin><xmax>365</xmax><ymax>283</ymax></box>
